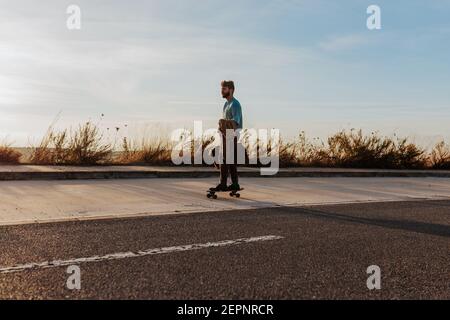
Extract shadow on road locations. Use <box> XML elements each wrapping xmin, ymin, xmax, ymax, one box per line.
<box><xmin>277</xmin><ymin>204</ymin><xmax>450</xmax><ymax>239</ymax></box>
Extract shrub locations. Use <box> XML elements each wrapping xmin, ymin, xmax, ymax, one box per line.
<box><xmin>0</xmin><ymin>144</ymin><xmax>22</xmax><ymax>164</ymax></box>
<box><xmin>430</xmin><ymin>141</ymin><xmax>450</xmax><ymax>169</ymax></box>
<box><xmin>30</xmin><ymin>122</ymin><xmax>112</xmax><ymax>165</ymax></box>
<box><xmin>278</xmin><ymin>130</ymin><xmax>427</xmax><ymax>169</ymax></box>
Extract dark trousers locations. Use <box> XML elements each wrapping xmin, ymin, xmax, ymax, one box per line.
<box><xmin>220</xmin><ymin>136</ymin><xmax>238</xmax><ymax>186</ymax></box>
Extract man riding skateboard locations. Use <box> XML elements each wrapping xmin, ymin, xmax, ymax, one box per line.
<box><xmin>210</xmin><ymin>80</ymin><xmax>243</xmax><ymax>192</ymax></box>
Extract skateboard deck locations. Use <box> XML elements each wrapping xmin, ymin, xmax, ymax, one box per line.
<box><xmin>207</xmin><ymin>188</ymin><xmax>244</xmax><ymax>199</ymax></box>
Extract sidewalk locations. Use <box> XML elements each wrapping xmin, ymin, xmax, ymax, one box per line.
<box><xmin>0</xmin><ymin>165</ymin><xmax>449</xmax><ymax>181</ymax></box>
<box><xmin>1</xmin><ymin>177</ymin><xmax>449</xmax><ymax>226</ymax></box>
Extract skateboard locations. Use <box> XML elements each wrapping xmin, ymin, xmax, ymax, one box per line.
<box><xmin>207</xmin><ymin>188</ymin><xmax>244</xmax><ymax>199</ymax></box>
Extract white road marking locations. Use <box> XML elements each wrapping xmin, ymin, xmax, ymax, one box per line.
<box><xmin>0</xmin><ymin>235</ymin><xmax>284</xmax><ymax>274</ymax></box>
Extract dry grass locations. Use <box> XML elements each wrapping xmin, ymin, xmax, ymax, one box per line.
<box><xmin>278</xmin><ymin>129</ymin><xmax>427</xmax><ymax>169</ymax></box>
<box><xmin>18</xmin><ymin>121</ymin><xmax>450</xmax><ymax>170</ymax></box>
<box><xmin>29</xmin><ymin>122</ymin><xmax>112</xmax><ymax>165</ymax></box>
<box><xmin>116</xmin><ymin>137</ymin><xmax>172</xmax><ymax>165</ymax></box>
<box><xmin>429</xmin><ymin>141</ymin><xmax>450</xmax><ymax>169</ymax></box>
<box><xmin>0</xmin><ymin>143</ymin><xmax>22</xmax><ymax>164</ymax></box>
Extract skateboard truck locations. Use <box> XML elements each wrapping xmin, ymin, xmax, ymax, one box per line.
<box><xmin>207</xmin><ymin>188</ymin><xmax>243</xmax><ymax>199</ymax></box>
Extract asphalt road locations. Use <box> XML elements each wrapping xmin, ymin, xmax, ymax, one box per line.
<box><xmin>0</xmin><ymin>200</ymin><xmax>449</xmax><ymax>299</ymax></box>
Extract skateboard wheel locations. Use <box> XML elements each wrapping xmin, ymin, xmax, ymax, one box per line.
<box><xmin>236</xmin><ymin>193</ymin><xmax>240</xmax><ymax>198</ymax></box>
<box><xmin>229</xmin><ymin>192</ymin><xmax>233</xmax><ymax>197</ymax></box>
<box><xmin>213</xmin><ymin>195</ymin><xmax>218</xmax><ymax>199</ymax></box>
<box><xmin>207</xmin><ymin>194</ymin><xmax>212</xmax><ymax>198</ymax></box>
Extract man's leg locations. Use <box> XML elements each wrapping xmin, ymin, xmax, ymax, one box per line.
<box><xmin>229</xmin><ymin>164</ymin><xmax>238</xmax><ymax>185</ymax></box>
<box><xmin>220</xmin><ymin>163</ymin><xmax>229</xmax><ymax>186</ymax></box>
<box><xmin>219</xmin><ymin>134</ymin><xmax>229</xmax><ymax>186</ymax></box>
<box><xmin>229</xmin><ymin>137</ymin><xmax>239</xmax><ymax>186</ymax></box>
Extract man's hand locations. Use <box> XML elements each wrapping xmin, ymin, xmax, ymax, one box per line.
<box><xmin>218</xmin><ymin>119</ymin><xmax>237</xmax><ymax>134</ymax></box>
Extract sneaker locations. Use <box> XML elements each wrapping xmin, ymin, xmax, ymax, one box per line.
<box><xmin>209</xmin><ymin>184</ymin><xmax>227</xmax><ymax>192</ymax></box>
<box><xmin>227</xmin><ymin>183</ymin><xmax>241</xmax><ymax>191</ymax></box>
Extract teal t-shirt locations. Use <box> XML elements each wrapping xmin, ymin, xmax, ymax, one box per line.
<box><xmin>223</xmin><ymin>98</ymin><xmax>243</xmax><ymax>129</ymax></box>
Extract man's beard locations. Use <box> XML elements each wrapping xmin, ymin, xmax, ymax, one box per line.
<box><xmin>222</xmin><ymin>92</ymin><xmax>230</xmax><ymax>98</ymax></box>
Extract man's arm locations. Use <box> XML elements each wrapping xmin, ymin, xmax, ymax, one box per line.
<box><xmin>231</xmin><ymin>102</ymin><xmax>242</xmax><ymax>130</ymax></box>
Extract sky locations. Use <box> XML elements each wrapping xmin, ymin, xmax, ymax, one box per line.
<box><xmin>0</xmin><ymin>0</ymin><xmax>449</xmax><ymax>148</ymax></box>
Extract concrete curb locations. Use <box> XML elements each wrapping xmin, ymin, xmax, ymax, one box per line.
<box><xmin>0</xmin><ymin>168</ymin><xmax>450</xmax><ymax>181</ymax></box>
